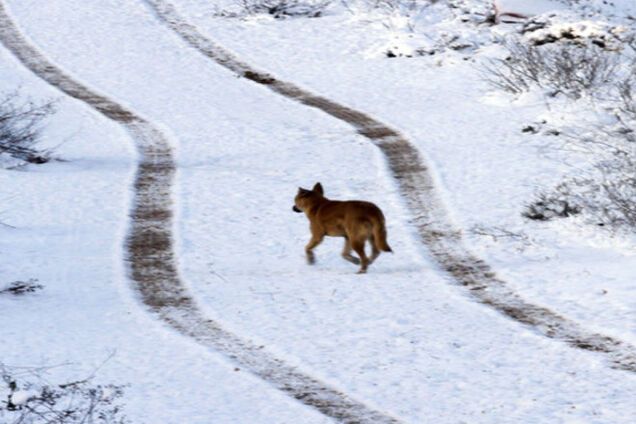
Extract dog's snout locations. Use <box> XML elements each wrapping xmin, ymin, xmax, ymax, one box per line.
<box><xmin>292</xmin><ymin>205</ymin><xmax>301</xmax><ymax>213</ymax></box>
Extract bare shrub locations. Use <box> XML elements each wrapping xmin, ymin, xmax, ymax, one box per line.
<box><xmin>523</xmin><ymin>183</ymin><xmax>583</xmax><ymax>221</ymax></box>
<box><xmin>481</xmin><ymin>17</ymin><xmax>636</xmax><ymax>232</ymax></box>
<box><xmin>342</xmin><ymin>0</ymin><xmax>491</xmax><ymax>19</ymax></box>
<box><xmin>482</xmin><ymin>38</ymin><xmax>620</xmax><ymax>99</ymax></box>
<box><xmin>523</xmin><ymin>156</ymin><xmax>636</xmax><ymax>231</ymax></box>
<box><xmin>0</xmin><ymin>92</ymin><xmax>55</xmax><ymax>165</ymax></box>
<box><xmin>339</xmin><ymin>0</ymin><xmax>492</xmax><ymax>57</ymax></box>
<box><xmin>470</xmin><ymin>225</ymin><xmax>531</xmax><ymax>251</ymax></box>
<box><xmin>589</xmin><ymin>157</ymin><xmax>636</xmax><ymax>228</ymax></box>
<box><xmin>341</xmin><ymin>0</ymin><xmax>493</xmax><ymax>31</ymax></box>
<box><xmin>347</xmin><ymin>0</ymin><xmax>437</xmax><ymax>27</ymax></box>
<box><xmin>616</xmin><ymin>68</ymin><xmax>636</xmax><ymax>121</ymax></box>
<box><xmin>219</xmin><ymin>0</ymin><xmax>333</xmax><ymax>18</ymax></box>
<box><xmin>0</xmin><ymin>362</ymin><xmax>129</xmax><ymax>424</ymax></box>
<box><xmin>0</xmin><ymin>279</ymin><xmax>43</xmax><ymax>296</ymax></box>
<box><xmin>524</xmin><ymin>68</ymin><xmax>636</xmax><ymax>231</ymax></box>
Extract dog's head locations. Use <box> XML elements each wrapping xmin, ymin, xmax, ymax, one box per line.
<box><xmin>293</xmin><ymin>182</ymin><xmax>324</xmax><ymax>213</ymax></box>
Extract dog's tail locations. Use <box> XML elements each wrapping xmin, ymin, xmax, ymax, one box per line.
<box><xmin>372</xmin><ymin>215</ymin><xmax>393</xmax><ymax>253</ymax></box>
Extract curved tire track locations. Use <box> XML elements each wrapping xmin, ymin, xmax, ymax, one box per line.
<box><xmin>143</xmin><ymin>0</ymin><xmax>636</xmax><ymax>373</ymax></box>
<box><xmin>0</xmin><ymin>3</ymin><xmax>402</xmax><ymax>423</ymax></box>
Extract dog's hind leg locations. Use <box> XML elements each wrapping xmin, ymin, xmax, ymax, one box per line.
<box><xmin>305</xmin><ymin>234</ymin><xmax>324</xmax><ymax>265</ymax></box>
<box><xmin>341</xmin><ymin>237</ymin><xmax>361</xmax><ymax>265</ymax></box>
<box><xmin>351</xmin><ymin>238</ymin><xmax>370</xmax><ymax>274</ymax></box>
<box><xmin>368</xmin><ymin>235</ymin><xmax>381</xmax><ymax>264</ymax></box>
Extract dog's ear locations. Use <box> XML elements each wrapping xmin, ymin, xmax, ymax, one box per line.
<box><xmin>312</xmin><ymin>182</ymin><xmax>323</xmax><ymax>195</ymax></box>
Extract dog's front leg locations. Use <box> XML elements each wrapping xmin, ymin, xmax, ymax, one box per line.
<box><xmin>305</xmin><ymin>234</ymin><xmax>324</xmax><ymax>265</ymax></box>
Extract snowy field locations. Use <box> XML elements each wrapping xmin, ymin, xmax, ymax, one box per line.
<box><xmin>1</xmin><ymin>0</ymin><xmax>635</xmax><ymax>423</ymax></box>
<box><xmin>172</xmin><ymin>0</ymin><xmax>636</xmax><ymax>344</ymax></box>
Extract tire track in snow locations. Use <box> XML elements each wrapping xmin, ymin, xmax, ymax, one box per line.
<box><xmin>143</xmin><ymin>0</ymin><xmax>636</xmax><ymax>373</ymax></box>
<box><xmin>0</xmin><ymin>3</ymin><xmax>402</xmax><ymax>423</ymax></box>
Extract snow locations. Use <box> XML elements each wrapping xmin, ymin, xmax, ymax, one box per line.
<box><xmin>167</xmin><ymin>0</ymin><xmax>636</xmax><ymax>342</ymax></box>
<box><xmin>1</xmin><ymin>0</ymin><xmax>636</xmax><ymax>423</ymax></box>
<box><xmin>0</xmin><ymin>4</ymin><xmax>329</xmax><ymax>423</ymax></box>
<box><xmin>9</xmin><ymin>390</ymin><xmax>36</xmax><ymax>405</ymax></box>
<box><xmin>524</xmin><ymin>19</ymin><xmax>628</xmax><ymax>47</ymax></box>
<box><xmin>495</xmin><ymin>0</ymin><xmax>564</xmax><ymax>17</ymax></box>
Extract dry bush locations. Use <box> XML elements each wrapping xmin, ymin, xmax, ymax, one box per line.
<box><xmin>527</xmin><ymin>160</ymin><xmax>636</xmax><ymax>230</ymax></box>
<box><xmin>523</xmin><ymin>184</ymin><xmax>583</xmax><ymax>221</ymax></box>
<box><xmin>589</xmin><ymin>157</ymin><xmax>636</xmax><ymax>228</ymax></box>
<box><xmin>482</xmin><ymin>38</ymin><xmax>620</xmax><ymax>99</ymax></box>
<box><xmin>0</xmin><ymin>279</ymin><xmax>43</xmax><ymax>296</ymax></box>
<box><xmin>1</xmin><ymin>362</ymin><xmax>129</xmax><ymax>424</ymax></box>
<box><xmin>521</xmin><ymin>63</ymin><xmax>636</xmax><ymax>231</ymax></box>
<box><xmin>0</xmin><ymin>92</ymin><xmax>55</xmax><ymax>165</ymax></box>
<box><xmin>349</xmin><ymin>0</ymin><xmax>436</xmax><ymax>16</ymax></box>
<box><xmin>219</xmin><ymin>0</ymin><xmax>333</xmax><ymax>18</ymax></box>
<box><xmin>617</xmin><ymin>68</ymin><xmax>636</xmax><ymax>121</ymax></box>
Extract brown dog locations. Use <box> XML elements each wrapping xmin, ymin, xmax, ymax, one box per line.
<box><xmin>293</xmin><ymin>183</ymin><xmax>392</xmax><ymax>273</ymax></box>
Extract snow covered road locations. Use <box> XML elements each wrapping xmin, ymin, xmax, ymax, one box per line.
<box><xmin>1</xmin><ymin>0</ymin><xmax>635</xmax><ymax>422</ymax></box>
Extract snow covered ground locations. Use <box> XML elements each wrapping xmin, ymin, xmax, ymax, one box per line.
<box><xmin>1</xmin><ymin>0</ymin><xmax>636</xmax><ymax>422</ymax></box>
<box><xmin>0</xmin><ymin>5</ymin><xmax>331</xmax><ymax>424</ymax></box>
<box><xmin>168</xmin><ymin>0</ymin><xmax>636</xmax><ymax>344</ymax></box>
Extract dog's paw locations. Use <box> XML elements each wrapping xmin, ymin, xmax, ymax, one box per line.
<box><xmin>343</xmin><ymin>255</ymin><xmax>360</xmax><ymax>265</ymax></box>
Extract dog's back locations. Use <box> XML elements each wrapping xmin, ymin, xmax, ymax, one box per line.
<box><xmin>315</xmin><ymin>200</ymin><xmax>392</xmax><ymax>252</ymax></box>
